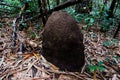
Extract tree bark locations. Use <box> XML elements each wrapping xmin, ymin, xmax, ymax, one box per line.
<box><xmin>113</xmin><ymin>21</ymin><xmax>120</xmax><ymax>38</ymax></box>
<box><xmin>38</xmin><ymin>0</ymin><xmax>46</xmax><ymax>26</ymax></box>
<box><xmin>56</xmin><ymin>0</ymin><xmax>60</xmax><ymax>5</ymax></box>
<box><xmin>107</xmin><ymin>0</ymin><xmax>117</xmax><ymax>19</ymax></box>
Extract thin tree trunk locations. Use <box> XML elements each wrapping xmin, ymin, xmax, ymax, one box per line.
<box><xmin>56</xmin><ymin>0</ymin><xmax>60</xmax><ymax>5</ymax></box>
<box><xmin>107</xmin><ymin>0</ymin><xmax>117</xmax><ymax>19</ymax></box>
<box><xmin>113</xmin><ymin>21</ymin><xmax>120</xmax><ymax>38</ymax></box>
<box><xmin>38</xmin><ymin>0</ymin><xmax>46</xmax><ymax>26</ymax></box>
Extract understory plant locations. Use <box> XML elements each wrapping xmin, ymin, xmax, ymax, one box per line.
<box><xmin>86</xmin><ymin>61</ymin><xmax>105</xmax><ymax>80</ymax></box>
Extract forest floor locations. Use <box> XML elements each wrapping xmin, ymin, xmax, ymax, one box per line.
<box><xmin>0</xmin><ymin>18</ymin><xmax>120</xmax><ymax>80</ymax></box>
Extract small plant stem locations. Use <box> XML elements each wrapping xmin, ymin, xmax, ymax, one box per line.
<box><xmin>94</xmin><ymin>70</ymin><xmax>97</xmax><ymax>80</ymax></box>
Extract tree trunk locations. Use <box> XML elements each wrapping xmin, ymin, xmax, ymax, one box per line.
<box><xmin>113</xmin><ymin>21</ymin><xmax>120</xmax><ymax>38</ymax></box>
<box><xmin>56</xmin><ymin>0</ymin><xmax>60</xmax><ymax>5</ymax></box>
<box><xmin>107</xmin><ymin>0</ymin><xmax>117</xmax><ymax>19</ymax></box>
<box><xmin>38</xmin><ymin>0</ymin><xmax>46</xmax><ymax>26</ymax></box>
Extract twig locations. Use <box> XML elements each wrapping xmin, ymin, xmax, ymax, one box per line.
<box><xmin>104</xmin><ymin>61</ymin><xmax>120</xmax><ymax>74</ymax></box>
<box><xmin>33</xmin><ymin>64</ymin><xmax>51</xmax><ymax>75</ymax></box>
<box><xmin>25</xmin><ymin>60</ymin><xmax>38</xmax><ymax>74</ymax></box>
<box><xmin>0</xmin><ymin>67</ymin><xmax>27</xmax><ymax>78</ymax></box>
<box><xmin>47</xmin><ymin>70</ymin><xmax>84</xmax><ymax>80</ymax></box>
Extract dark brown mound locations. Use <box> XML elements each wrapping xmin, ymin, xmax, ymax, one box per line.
<box><xmin>42</xmin><ymin>11</ymin><xmax>85</xmax><ymax>72</ymax></box>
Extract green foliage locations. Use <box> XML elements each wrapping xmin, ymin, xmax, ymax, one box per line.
<box><xmin>64</xmin><ymin>7</ymin><xmax>84</xmax><ymax>22</ymax></box>
<box><xmin>74</xmin><ymin>14</ymin><xmax>85</xmax><ymax>22</ymax></box>
<box><xmin>86</xmin><ymin>61</ymin><xmax>104</xmax><ymax>73</ymax></box>
<box><xmin>64</xmin><ymin>0</ymin><xmax>120</xmax><ymax>31</ymax></box>
<box><xmin>103</xmin><ymin>41</ymin><xmax>113</xmax><ymax>47</ymax></box>
<box><xmin>0</xmin><ymin>0</ymin><xmax>38</xmax><ymax>17</ymax></box>
<box><xmin>65</xmin><ymin>7</ymin><xmax>95</xmax><ymax>29</ymax></box>
<box><xmin>84</xmin><ymin>17</ymin><xmax>94</xmax><ymax>26</ymax></box>
<box><xmin>8</xmin><ymin>22</ymin><xmax>13</xmax><ymax>26</ymax></box>
<box><xmin>24</xmin><ymin>0</ymin><xmax>32</xmax><ymax>2</ymax></box>
<box><xmin>26</xmin><ymin>0</ymin><xmax>38</xmax><ymax>12</ymax></box>
<box><xmin>29</xmin><ymin>31</ymin><xmax>36</xmax><ymax>39</ymax></box>
<box><xmin>0</xmin><ymin>0</ymin><xmax>119</xmax><ymax>31</ymax></box>
<box><xmin>2</xmin><ymin>0</ymin><xmax>21</xmax><ymax>11</ymax></box>
<box><xmin>0</xmin><ymin>0</ymin><xmax>21</xmax><ymax>17</ymax></box>
<box><xmin>34</xmin><ymin>23</ymin><xmax>41</xmax><ymax>30</ymax></box>
<box><xmin>3</xmin><ymin>0</ymin><xmax>20</xmax><ymax>6</ymax></box>
<box><xmin>102</xmin><ymin>39</ymin><xmax>118</xmax><ymax>47</ymax></box>
<box><xmin>49</xmin><ymin>0</ymin><xmax>56</xmax><ymax>9</ymax></box>
<box><xmin>112</xmin><ymin>55</ymin><xmax>119</xmax><ymax>60</ymax></box>
<box><xmin>19</xmin><ymin>23</ymin><xmax>27</xmax><ymax>31</ymax></box>
<box><xmin>82</xmin><ymin>25</ymin><xmax>88</xmax><ymax>29</ymax></box>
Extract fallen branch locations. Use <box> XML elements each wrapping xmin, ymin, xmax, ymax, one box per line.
<box><xmin>48</xmin><ymin>0</ymin><xmax>82</xmax><ymax>14</ymax></box>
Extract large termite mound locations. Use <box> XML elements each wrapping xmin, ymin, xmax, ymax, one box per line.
<box><xmin>42</xmin><ymin>11</ymin><xmax>85</xmax><ymax>72</ymax></box>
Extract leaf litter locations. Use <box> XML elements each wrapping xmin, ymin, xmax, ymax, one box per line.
<box><xmin>0</xmin><ymin>19</ymin><xmax>120</xmax><ymax>80</ymax></box>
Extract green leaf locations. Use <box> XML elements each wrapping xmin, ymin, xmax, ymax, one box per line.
<box><xmin>102</xmin><ymin>41</ymin><xmax>112</xmax><ymax>47</ymax></box>
<box><xmin>86</xmin><ymin>64</ymin><xmax>97</xmax><ymax>73</ymax></box>
<box><xmin>98</xmin><ymin>66</ymin><xmax>104</xmax><ymax>71</ymax></box>
<box><xmin>90</xmin><ymin>65</ymin><xmax>97</xmax><ymax>72</ymax></box>
<box><xmin>103</xmin><ymin>39</ymin><xmax>118</xmax><ymax>47</ymax></box>
<box><xmin>111</xmin><ymin>39</ymin><xmax>118</xmax><ymax>43</ymax></box>
<box><xmin>97</xmin><ymin>61</ymin><xmax>103</xmax><ymax>66</ymax></box>
<box><xmin>90</xmin><ymin>18</ymin><xmax>94</xmax><ymax>23</ymax></box>
<box><xmin>97</xmin><ymin>61</ymin><xmax>104</xmax><ymax>71</ymax></box>
<box><xmin>82</xmin><ymin>25</ymin><xmax>88</xmax><ymax>29</ymax></box>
